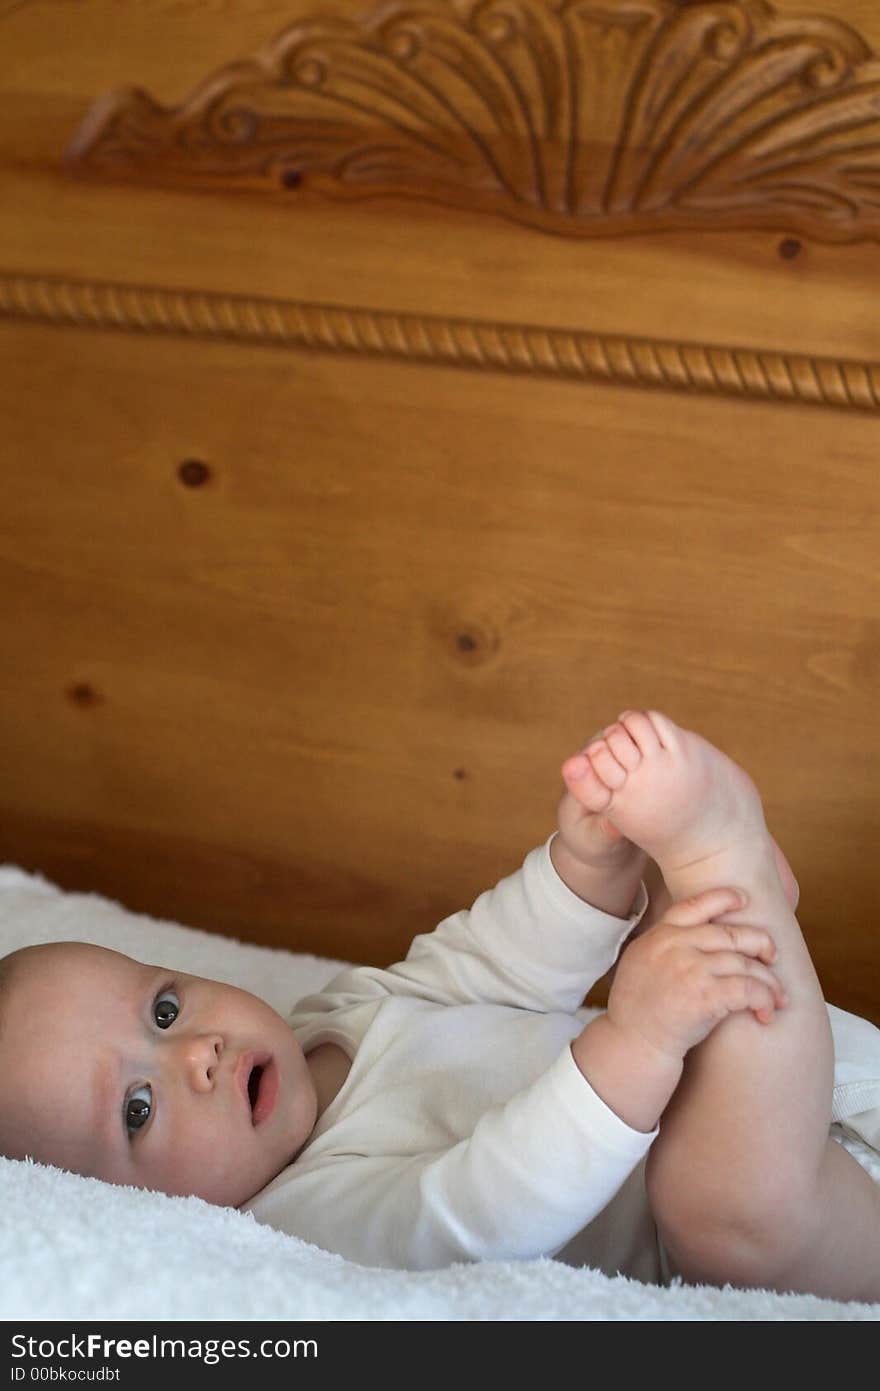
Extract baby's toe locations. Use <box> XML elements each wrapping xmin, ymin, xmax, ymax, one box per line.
<box><xmin>618</xmin><ymin>710</ymin><xmax>663</xmax><ymax>757</ymax></box>
<box><xmin>604</xmin><ymin>722</ymin><xmax>642</xmax><ymax>771</ymax></box>
<box><xmin>562</xmin><ymin>754</ymin><xmax>615</xmax><ymax>812</ymax></box>
<box><xmin>646</xmin><ymin>710</ymin><xmax>681</xmax><ymax>750</ymax></box>
<box><xmin>585</xmin><ymin>739</ymin><xmax>628</xmax><ymax>790</ymax></box>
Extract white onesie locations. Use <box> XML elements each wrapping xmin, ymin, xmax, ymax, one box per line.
<box><xmin>243</xmin><ymin>839</ymin><xmax>880</xmax><ymax>1280</ymax></box>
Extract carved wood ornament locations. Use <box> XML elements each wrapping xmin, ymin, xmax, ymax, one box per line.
<box><xmin>66</xmin><ymin>0</ymin><xmax>880</xmax><ymax>242</ymax></box>
<box><xmin>3</xmin><ymin>269</ymin><xmax>879</xmax><ymax>410</ymax></box>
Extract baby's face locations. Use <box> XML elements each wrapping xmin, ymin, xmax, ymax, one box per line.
<box><xmin>0</xmin><ymin>941</ymin><xmax>317</xmax><ymax>1206</ymax></box>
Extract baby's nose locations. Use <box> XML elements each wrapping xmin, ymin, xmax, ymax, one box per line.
<box><xmin>176</xmin><ymin>1034</ymin><xmax>224</xmax><ymax>1092</ymax></box>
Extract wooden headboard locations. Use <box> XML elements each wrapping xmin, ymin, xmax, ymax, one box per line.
<box><xmin>2</xmin><ymin>0</ymin><xmax>879</xmax><ymax>1024</ymax></box>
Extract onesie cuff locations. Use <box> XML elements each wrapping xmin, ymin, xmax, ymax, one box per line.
<box><xmin>556</xmin><ymin>1041</ymin><xmax>660</xmax><ymax>1152</ymax></box>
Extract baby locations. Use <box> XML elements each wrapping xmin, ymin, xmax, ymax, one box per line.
<box><xmin>2</xmin><ymin>710</ymin><xmax>879</xmax><ymax>1299</ymax></box>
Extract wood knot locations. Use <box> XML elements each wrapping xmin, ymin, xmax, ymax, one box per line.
<box><xmin>429</xmin><ymin>600</ymin><xmax>504</xmax><ymax>670</ymax></box>
<box><xmin>452</xmin><ymin>625</ymin><xmax>498</xmax><ymax>666</ymax></box>
<box><xmin>178</xmin><ymin>459</ymin><xmax>211</xmax><ymax>487</ymax></box>
<box><xmin>66</xmin><ymin>682</ymin><xmax>101</xmax><ymax>708</ymax></box>
<box><xmin>778</xmin><ymin>238</ymin><xmax>802</xmax><ymax>260</ymax></box>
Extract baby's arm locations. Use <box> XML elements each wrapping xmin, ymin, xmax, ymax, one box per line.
<box><xmin>385</xmin><ymin>839</ymin><xmax>646</xmax><ymax>1016</ymax></box>
<box><xmin>572</xmin><ymin>886</ymin><xmax>787</xmax><ymax>1132</ymax></box>
<box><xmin>376</xmin><ymin>750</ymin><xmax>654</xmax><ymax>1017</ymax></box>
<box><xmin>259</xmin><ymin>887</ymin><xmax>785</xmax><ymax>1270</ymax></box>
<box><xmin>252</xmin><ymin>1031</ymin><xmax>659</xmax><ymax>1270</ymax></box>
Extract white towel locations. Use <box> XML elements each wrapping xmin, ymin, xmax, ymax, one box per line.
<box><xmin>1</xmin><ymin>865</ymin><xmax>877</xmax><ymax>1321</ymax></box>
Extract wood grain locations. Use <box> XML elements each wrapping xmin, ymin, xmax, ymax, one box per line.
<box><xmin>1</xmin><ymin>1</ymin><xmax>878</xmax><ymax>1023</ymax></box>
<box><xmin>62</xmin><ymin>0</ymin><xmax>880</xmax><ymax>246</ymax></box>
<box><xmin>1</xmin><ymin>314</ymin><xmax>878</xmax><ymax>1020</ymax></box>
<box><xmin>1</xmin><ymin>3</ymin><xmax>880</xmax><ymax>365</ymax></box>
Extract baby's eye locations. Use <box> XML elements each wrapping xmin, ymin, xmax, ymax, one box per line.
<box><xmin>153</xmin><ymin>989</ymin><xmax>180</xmax><ymax>1029</ymax></box>
<box><xmin>125</xmin><ymin>1084</ymin><xmax>152</xmax><ymax>1137</ymax></box>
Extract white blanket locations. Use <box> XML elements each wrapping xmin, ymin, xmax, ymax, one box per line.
<box><xmin>1</xmin><ymin>865</ymin><xmax>877</xmax><ymax>1322</ymax></box>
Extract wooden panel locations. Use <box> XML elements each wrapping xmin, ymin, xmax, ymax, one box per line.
<box><xmin>0</xmin><ymin>1</ymin><xmax>880</xmax><ymax>363</ymax></box>
<box><xmin>1</xmin><ymin>313</ymin><xmax>878</xmax><ymax>1020</ymax></box>
<box><xmin>61</xmin><ymin>0</ymin><xmax>880</xmax><ymax>248</ymax></box>
<box><xmin>1</xmin><ymin>1</ymin><xmax>879</xmax><ymax>1023</ymax></box>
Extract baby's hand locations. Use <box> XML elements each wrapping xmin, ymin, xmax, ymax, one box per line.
<box><xmin>550</xmin><ymin>734</ymin><xmax>649</xmax><ymax>917</ymax></box>
<box><xmin>556</xmin><ymin>735</ymin><xmax>633</xmax><ymax>872</ymax></box>
<box><xmin>606</xmin><ymin>886</ymin><xmax>787</xmax><ymax>1062</ymax></box>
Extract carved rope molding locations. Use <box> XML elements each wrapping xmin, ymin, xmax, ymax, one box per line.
<box><xmin>65</xmin><ymin>0</ymin><xmax>880</xmax><ymax>242</ymax></box>
<box><xmin>2</xmin><ymin>269</ymin><xmax>878</xmax><ymax>410</ymax></box>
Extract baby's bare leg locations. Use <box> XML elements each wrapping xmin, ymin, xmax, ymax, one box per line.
<box><xmin>564</xmin><ymin>711</ymin><xmax>880</xmax><ymax>1301</ymax></box>
<box><xmin>639</xmin><ymin>840</ymin><xmax>798</xmax><ymax>934</ymax></box>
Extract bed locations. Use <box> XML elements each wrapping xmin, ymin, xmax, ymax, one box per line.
<box><xmin>1</xmin><ymin>0</ymin><xmax>879</xmax><ymax>1320</ymax></box>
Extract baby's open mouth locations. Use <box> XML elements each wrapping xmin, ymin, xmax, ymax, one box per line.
<box><xmin>247</xmin><ymin>1065</ymin><xmax>264</xmax><ymax>1112</ymax></box>
<box><xmin>240</xmin><ymin>1054</ymin><xmax>278</xmax><ymax>1126</ymax></box>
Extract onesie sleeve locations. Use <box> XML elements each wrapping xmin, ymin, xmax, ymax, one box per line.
<box><xmin>380</xmin><ymin>836</ymin><xmax>647</xmax><ymax>1015</ymax></box>
<box><xmin>247</xmin><ymin>1043</ymin><xmax>657</xmax><ymax>1270</ymax></box>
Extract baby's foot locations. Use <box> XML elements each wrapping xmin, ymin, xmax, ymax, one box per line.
<box><xmin>562</xmin><ymin>711</ymin><xmax>781</xmax><ymax>911</ymax></box>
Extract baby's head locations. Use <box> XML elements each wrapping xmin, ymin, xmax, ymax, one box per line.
<box><xmin>0</xmin><ymin>941</ymin><xmax>317</xmax><ymax>1206</ymax></box>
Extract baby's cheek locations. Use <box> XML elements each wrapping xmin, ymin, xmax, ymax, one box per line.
<box><xmin>190</xmin><ymin>1131</ymin><xmax>274</xmax><ymax>1208</ymax></box>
